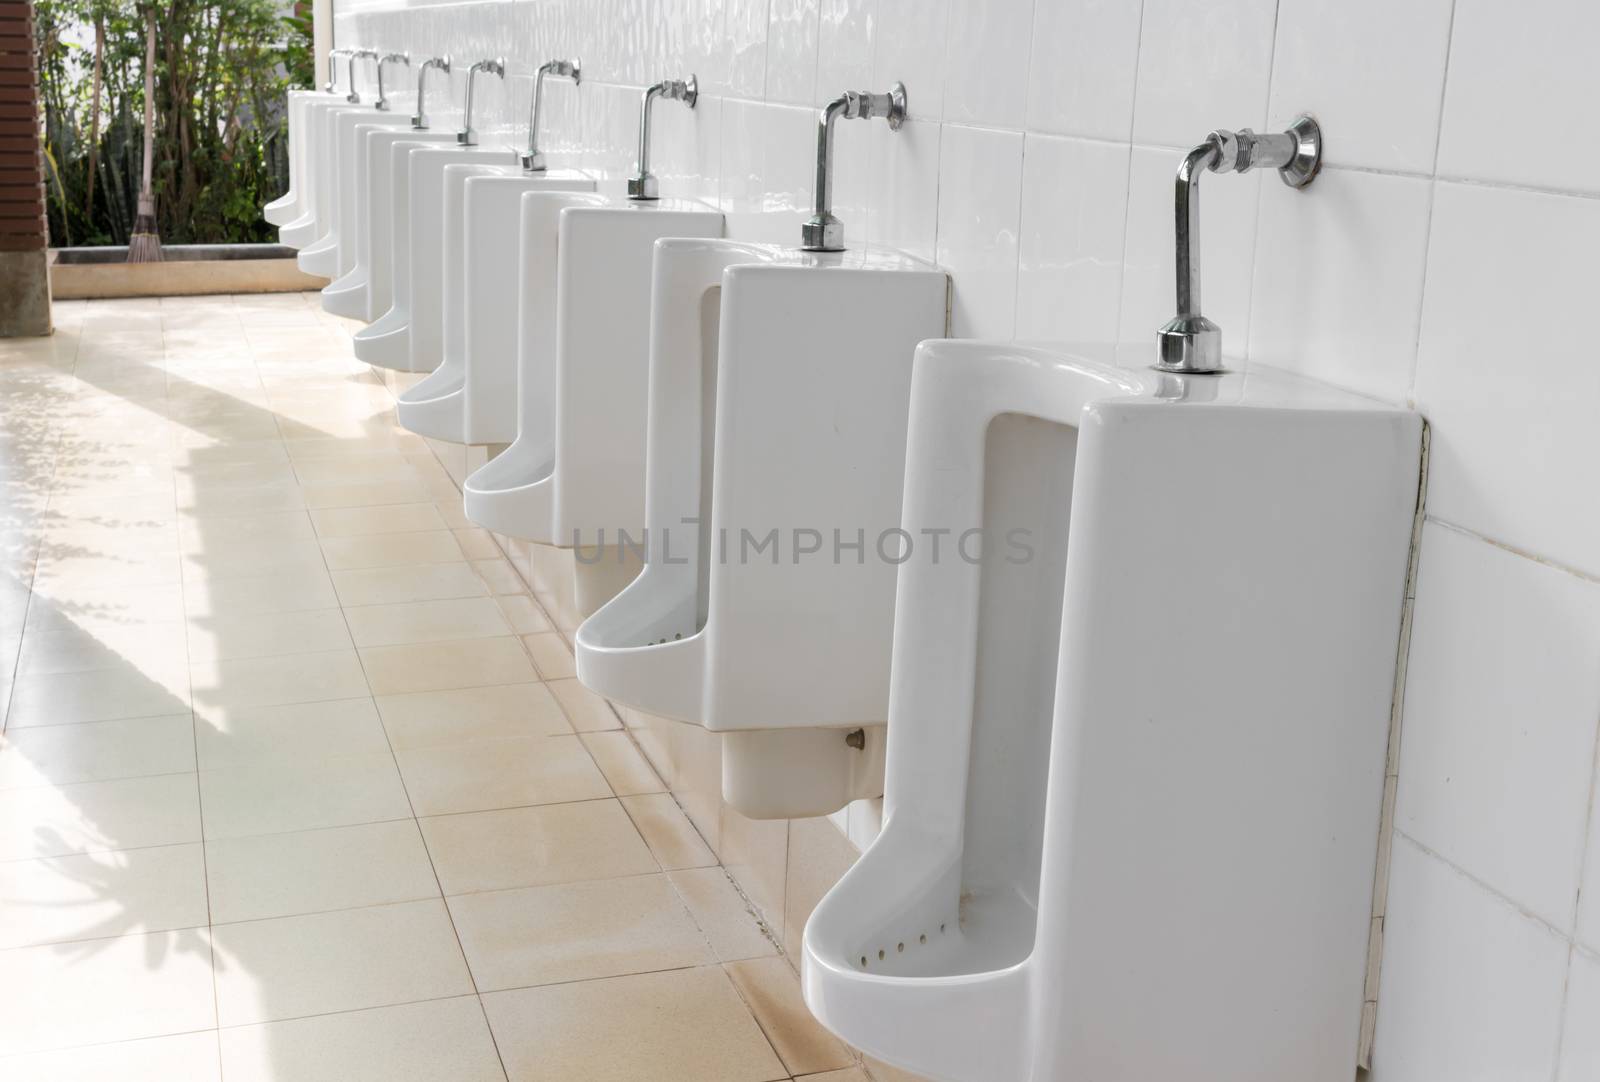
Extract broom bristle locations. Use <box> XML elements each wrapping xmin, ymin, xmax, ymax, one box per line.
<box><xmin>127</xmin><ymin>195</ymin><xmax>162</xmax><ymax>263</ymax></box>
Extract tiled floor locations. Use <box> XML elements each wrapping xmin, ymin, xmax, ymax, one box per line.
<box><xmin>0</xmin><ymin>294</ymin><xmax>866</xmax><ymax>1082</ymax></box>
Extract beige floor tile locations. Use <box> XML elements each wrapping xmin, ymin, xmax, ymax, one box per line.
<box><xmin>320</xmin><ymin>530</ymin><xmax>464</xmax><ymax>571</ymax></box>
<box><xmin>0</xmin><ymin>773</ymin><xmax>201</xmax><ymax>861</ymax></box>
<box><xmin>396</xmin><ymin>733</ymin><xmax>612</xmax><ymax>816</ymax></box>
<box><xmin>219</xmin><ymin>996</ymin><xmax>506</xmax><ymax>1082</ymax></box>
<box><xmin>798</xmin><ymin>1070</ymin><xmax>872</xmax><ymax>1082</ymax></box>
<box><xmin>495</xmin><ymin>594</ymin><xmax>552</xmax><ymax>634</ymax></box>
<box><xmin>24</xmin><ymin>580</ymin><xmax>187</xmax><ymax>633</ymax></box>
<box><xmin>6</xmin><ymin>662</ymin><xmax>190</xmax><ymax>727</ymax></box>
<box><xmin>184</xmin><ymin>567</ymin><xmax>339</xmax><ymax>616</ymax></box>
<box><xmin>31</xmin><ymin>550</ymin><xmax>184</xmax><ymax>589</ymax></box>
<box><xmin>300</xmin><ymin>479</ymin><xmax>433</xmax><ymax>509</ymax></box>
<box><xmin>178</xmin><ymin>536</ymin><xmax>327</xmax><ymax>580</ymax></box>
<box><xmin>471</xmin><ymin>556</ymin><xmax>525</xmax><ymax>595</ymax></box>
<box><xmin>331</xmin><ymin>562</ymin><xmax>493</xmax><ymax>606</ymax></box>
<box><xmin>0</xmin><ymin>714</ymin><xmax>195</xmax><ymax>789</ymax></box>
<box><xmin>581</xmin><ymin>730</ymin><xmax>665</xmax><ymax>796</ymax></box>
<box><xmin>784</xmin><ymin>816</ymin><xmax>860</xmax><ymax>956</ymax></box>
<box><xmin>420</xmin><ymin>800</ymin><xmax>658</xmax><ymax>895</ymax></box>
<box><xmin>177</xmin><ymin>510</ymin><xmax>314</xmax><ymax>551</ymax></box>
<box><xmin>0</xmin><ymin>1031</ymin><xmax>222</xmax><ymax>1082</ymax></box>
<box><xmin>621</xmin><ymin>792</ymin><xmax>718</xmax><ymax>870</ymax></box>
<box><xmin>14</xmin><ymin>621</ymin><xmax>188</xmax><ymax>676</ymax></box>
<box><xmin>668</xmin><ymin>867</ymin><xmax>781</xmax><ymax>963</ymax></box>
<box><xmin>548</xmin><ymin>677</ymin><xmax>622</xmax><ymax>732</ymax></box>
<box><xmin>290</xmin><ymin>451</ymin><xmax>417</xmax><ymax>482</ymax></box>
<box><xmin>726</xmin><ymin>956</ymin><xmax>853</xmax><ymax>1075</ymax></box>
<box><xmin>199</xmin><ymin>752</ymin><xmax>411</xmax><ymax>839</ymax></box>
<box><xmin>521</xmin><ymin>631</ymin><xmax>575</xmax><ymax>679</ymax></box>
<box><xmin>0</xmin><ymin>926</ymin><xmax>216</xmax><ymax>1057</ymax></box>
<box><xmin>179</xmin><ymin>480</ymin><xmax>308</xmax><ymax>517</ymax></box>
<box><xmin>194</xmin><ymin>697</ymin><xmax>388</xmax><ymax>771</ymax></box>
<box><xmin>185</xmin><ymin>607</ymin><xmax>352</xmax><ymax>661</ymax></box>
<box><xmin>452</xmin><ymin>527</ymin><xmax>502</xmax><ymax>560</ymax></box>
<box><xmin>206</xmin><ymin>820</ymin><xmax>439</xmax><ymax>924</ymax></box>
<box><xmin>310</xmin><ymin>502</ymin><xmax>448</xmax><ymax>537</ymax></box>
<box><xmin>190</xmin><ymin>649</ymin><xmax>369</xmax><ymax>712</ymax></box>
<box><xmin>377</xmin><ymin>683</ymin><xmax>571</xmax><ymax>749</ymax></box>
<box><xmin>449</xmin><ymin>873</ymin><xmax>714</xmax><ymax>991</ymax></box>
<box><xmin>0</xmin><ymin>843</ymin><xmax>209</xmax><ymax>949</ymax></box>
<box><xmin>344</xmin><ymin>596</ymin><xmax>512</xmax><ymax>647</ymax></box>
<box><xmin>482</xmin><ymin>966</ymin><xmax>786</xmax><ymax>1082</ymax></box>
<box><xmin>211</xmin><ymin>899</ymin><xmax>474</xmax><ymax>1027</ymax></box>
<box><xmin>360</xmin><ymin>637</ymin><xmax>538</xmax><ymax>696</ymax></box>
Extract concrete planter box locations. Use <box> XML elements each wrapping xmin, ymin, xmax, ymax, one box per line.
<box><xmin>50</xmin><ymin>244</ymin><xmax>329</xmax><ymax>299</ymax></box>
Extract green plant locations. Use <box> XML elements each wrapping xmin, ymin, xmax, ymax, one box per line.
<box><xmin>35</xmin><ymin>0</ymin><xmax>313</xmax><ymax>248</ymax></box>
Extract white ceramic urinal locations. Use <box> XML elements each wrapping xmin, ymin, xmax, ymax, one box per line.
<box><xmin>320</xmin><ymin>107</ymin><xmax>419</xmax><ymax>317</ymax></box>
<box><xmin>264</xmin><ymin>90</ymin><xmax>325</xmax><ymax>227</ymax></box>
<box><xmin>456</xmin><ymin>181</ymin><xmax>595</xmax><ymax>447</ymax></box>
<box><xmin>334</xmin><ymin>127</ymin><xmax>457</xmax><ymax>323</ymax></box>
<box><xmin>573</xmin><ymin>240</ymin><xmax>948</xmax><ymax>819</ymax></box>
<box><xmin>460</xmin><ymin>199</ymin><xmax>724</xmax><ymax>585</ymax></box>
<box><xmin>801</xmin><ymin>341</ymin><xmax>1425</xmax><ymax>1082</ymax></box>
<box><xmin>395</xmin><ymin>161</ymin><xmax>596</xmax><ymax>441</ymax></box>
<box><xmin>296</xmin><ymin>101</ymin><xmax>374</xmax><ymax>277</ymax></box>
<box><xmin>351</xmin><ymin>136</ymin><xmax>459</xmax><ymax>370</ymax></box>
<box><xmin>279</xmin><ymin>97</ymin><xmax>350</xmax><ymax>250</ymax></box>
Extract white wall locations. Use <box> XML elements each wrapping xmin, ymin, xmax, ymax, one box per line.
<box><xmin>333</xmin><ymin>1</ymin><xmax>1600</xmax><ymax>1078</ymax></box>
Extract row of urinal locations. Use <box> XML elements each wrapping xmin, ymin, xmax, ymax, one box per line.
<box><xmin>267</xmin><ymin>51</ymin><xmax>1425</xmax><ymax>1082</ymax></box>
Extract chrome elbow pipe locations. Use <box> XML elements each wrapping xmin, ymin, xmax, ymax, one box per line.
<box><xmin>1155</xmin><ymin>115</ymin><xmax>1322</xmax><ymax>374</ymax></box>
<box><xmin>800</xmin><ymin>83</ymin><xmax>906</xmax><ymax>252</ymax></box>
<box><xmin>375</xmin><ymin>52</ymin><xmax>410</xmax><ymax>112</ymax></box>
<box><xmin>522</xmin><ymin>58</ymin><xmax>581</xmax><ymax>172</ymax></box>
<box><xmin>628</xmin><ymin>76</ymin><xmax>698</xmax><ymax>200</ymax></box>
<box><xmin>412</xmin><ymin>55</ymin><xmax>451</xmax><ymax>130</ymax></box>
<box><xmin>344</xmin><ymin>49</ymin><xmax>379</xmax><ymax>104</ymax></box>
<box><xmin>458</xmin><ymin>58</ymin><xmax>507</xmax><ymax>146</ymax></box>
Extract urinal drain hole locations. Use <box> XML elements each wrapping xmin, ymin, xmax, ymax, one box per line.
<box><xmin>648</xmin><ymin>631</ymin><xmax>690</xmax><ymax>645</ymax></box>
<box><xmin>857</xmin><ymin>925</ymin><xmax>950</xmax><ymax>968</ymax></box>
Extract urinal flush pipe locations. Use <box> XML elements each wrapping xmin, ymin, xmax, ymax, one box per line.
<box><xmin>801</xmin><ymin>84</ymin><xmax>907</xmax><ymax>252</ymax></box>
<box><xmin>629</xmin><ymin>76</ymin><xmax>698</xmax><ymax>200</ymax></box>
<box><xmin>1156</xmin><ymin>115</ymin><xmax>1322</xmax><ymax>375</ymax></box>
<box><xmin>344</xmin><ymin>49</ymin><xmax>379</xmax><ymax>104</ymax></box>
<box><xmin>324</xmin><ymin>48</ymin><xmax>349</xmax><ymax>94</ymax></box>
<box><xmin>412</xmin><ymin>56</ymin><xmax>451</xmax><ymax>130</ymax></box>
<box><xmin>374</xmin><ymin>52</ymin><xmax>410</xmax><ymax>112</ymax></box>
<box><xmin>458</xmin><ymin>58</ymin><xmax>507</xmax><ymax>146</ymax></box>
<box><xmin>522</xmin><ymin>59</ymin><xmax>582</xmax><ymax>173</ymax></box>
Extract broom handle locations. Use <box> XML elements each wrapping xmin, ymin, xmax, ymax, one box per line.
<box><xmin>141</xmin><ymin>8</ymin><xmax>154</xmax><ymax>197</ymax></box>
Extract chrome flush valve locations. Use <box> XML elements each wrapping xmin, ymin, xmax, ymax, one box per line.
<box><xmin>324</xmin><ymin>48</ymin><xmax>348</xmax><ymax>94</ymax></box>
<box><xmin>458</xmin><ymin>58</ymin><xmax>507</xmax><ymax>146</ymax></box>
<box><xmin>412</xmin><ymin>56</ymin><xmax>451</xmax><ymax>130</ymax></box>
<box><xmin>374</xmin><ymin>52</ymin><xmax>410</xmax><ymax>111</ymax></box>
<box><xmin>345</xmin><ymin>49</ymin><xmax>379</xmax><ymax>104</ymax></box>
<box><xmin>1155</xmin><ymin>114</ymin><xmax>1322</xmax><ymax>374</ymax></box>
<box><xmin>629</xmin><ymin>77</ymin><xmax>698</xmax><ymax>200</ymax></box>
<box><xmin>801</xmin><ymin>84</ymin><xmax>907</xmax><ymax>252</ymax></box>
<box><xmin>522</xmin><ymin>59</ymin><xmax>582</xmax><ymax>172</ymax></box>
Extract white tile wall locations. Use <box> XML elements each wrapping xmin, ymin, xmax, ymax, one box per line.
<box><xmin>333</xmin><ymin>1</ymin><xmax>1600</xmax><ymax>1073</ymax></box>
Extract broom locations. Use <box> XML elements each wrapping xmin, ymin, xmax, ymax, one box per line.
<box><xmin>127</xmin><ymin>6</ymin><xmax>162</xmax><ymax>263</ymax></box>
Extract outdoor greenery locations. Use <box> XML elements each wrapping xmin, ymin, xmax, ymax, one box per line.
<box><xmin>35</xmin><ymin>1</ymin><xmax>312</xmax><ymax>248</ymax></box>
